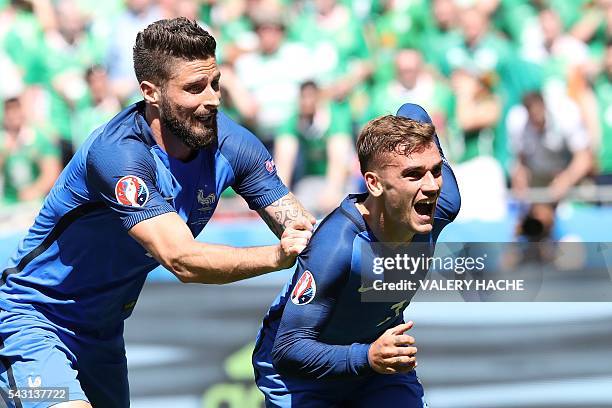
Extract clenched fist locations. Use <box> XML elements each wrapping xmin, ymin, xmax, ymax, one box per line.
<box><xmin>368</xmin><ymin>321</ymin><xmax>418</xmax><ymax>374</ymax></box>
<box><xmin>276</xmin><ymin>218</ymin><xmax>314</xmax><ymax>269</ymax></box>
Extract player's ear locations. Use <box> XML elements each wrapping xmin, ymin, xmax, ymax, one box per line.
<box><xmin>364</xmin><ymin>171</ymin><xmax>383</xmax><ymax>197</ymax></box>
<box><xmin>140</xmin><ymin>81</ymin><xmax>161</xmax><ymax>105</ymax></box>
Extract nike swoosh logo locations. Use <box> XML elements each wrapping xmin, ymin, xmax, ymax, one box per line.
<box><xmin>358</xmin><ymin>285</ymin><xmax>374</xmax><ymax>293</ymax></box>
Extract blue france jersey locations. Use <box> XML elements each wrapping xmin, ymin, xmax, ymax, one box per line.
<box><xmin>254</xmin><ymin>187</ymin><xmax>460</xmax><ymax>382</ymax></box>
<box><xmin>0</xmin><ymin>101</ymin><xmax>288</xmax><ymax>333</ymax></box>
<box><xmin>254</xmin><ymin>104</ymin><xmax>461</xmax><ymax>389</ymax></box>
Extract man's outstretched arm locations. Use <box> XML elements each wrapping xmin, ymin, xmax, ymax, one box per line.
<box><xmin>85</xmin><ymin>136</ymin><xmax>313</xmax><ymax>284</ymax></box>
<box><xmin>129</xmin><ymin>212</ymin><xmax>312</xmax><ymax>284</ymax></box>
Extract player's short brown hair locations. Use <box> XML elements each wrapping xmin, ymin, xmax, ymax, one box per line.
<box><xmin>133</xmin><ymin>17</ymin><xmax>216</xmax><ymax>86</ymax></box>
<box><xmin>357</xmin><ymin>115</ymin><xmax>436</xmax><ymax>174</ymax></box>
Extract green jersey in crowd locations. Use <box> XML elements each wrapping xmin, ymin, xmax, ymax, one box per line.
<box><xmin>277</xmin><ymin>101</ymin><xmax>352</xmax><ymax>177</ymax></box>
<box><xmin>0</xmin><ymin>128</ymin><xmax>60</xmax><ymax>204</ymax></box>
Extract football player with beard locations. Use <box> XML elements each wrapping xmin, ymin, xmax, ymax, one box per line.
<box><xmin>0</xmin><ymin>18</ymin><xmax>314</xmax><ymax>408</ymax></box>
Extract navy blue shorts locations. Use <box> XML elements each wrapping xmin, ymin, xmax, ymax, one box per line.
<box><xmin>0</xmin><ymin>309</ymin><xmax>128</xmax><ymax>408</ymax></box>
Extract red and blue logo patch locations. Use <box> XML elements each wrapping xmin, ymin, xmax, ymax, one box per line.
<box><xmin>115</xmin><ymin>175</ymin><xmax>149</xmax><ymax>207</ymax></box>
<box><xmin>290</xmin><ymin>270</ymin><xmax>316</xmax><ymax>305</ymax></box>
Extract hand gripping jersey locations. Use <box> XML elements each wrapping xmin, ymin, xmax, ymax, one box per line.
<box><xmin>253</xmin><ymin>104</ymin><xmax>461</xmax><ymax>408</ymax></box>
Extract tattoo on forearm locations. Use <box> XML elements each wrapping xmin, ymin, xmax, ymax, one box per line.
<box><xmin>258</xmin><ymin>195</ymin><xmax>310</xmax><ymax>238</ymax></box>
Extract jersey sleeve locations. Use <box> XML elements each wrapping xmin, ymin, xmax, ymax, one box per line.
<box><xmin>271</xmin><ymin>219</ymin><xmax>373</xmax><ymax>379</ymax></box>
<box><xmin>86</xmin><ymin>137</ymin><xmax>176</xmax><ymax>230</ymax></box>
<box><xmin>431</xmin><ymin>155</ymin><xmax>461</xmax><ymax>242</ymax></box>
<box><xmin>217</xmin><ymin>112</ymin><xmax>289</xmax><ymax>209</ymax></box>
<box><xmin>436</xmin><ymin>141</ymin><xmax>461</xmax><ymax>218</ymax></box>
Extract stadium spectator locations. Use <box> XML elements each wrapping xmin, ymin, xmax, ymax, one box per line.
<box><xmin>493</xmin><ymin>0</ymin><xmax>589</xmax><ymax>47</ymax></box>
<box><xmin>0</xmin><ymin>0</ymin><xmax>610</xmax><ymax>217</ymax></box>
<box><xmin>71</xmin><ymin>65</ymin><xmax>122</xmax><ymax>148</ymax></box>
<box><xmin>45</xmin><ymin>0</ymin><xmax>106</xmax><ymax>163</ymax></box>
<box><xmin>174</xmin><ymin>0</ymin><xmax>201</xmax><ymax>22</ymax></box>
<box><xmin>530</xmin><ymin>7</ymin><xmax>601</xmax><ymax>150</ymax></box>
<box><xmin>0</xmin><ymin>53</ymin><xmax>23</xmax><ymax>100</ymax></box>
<box><xmin>570</xmin><ymin>0</ymin><xmax>612</xmax><ymax>59</ymax></box>
<box><xmin>451</xmin><ymin>69</ymin><xmax>501</xmax><ymax>163</ymax></box>
<box><xmin>45</xmin><ymin>0</ymin><xmax>105</xmax><ymax>107</ymax></box>
<box><xmin>524</xmin><ymin>7</ymin><xmax>590</xmax><ymax>67</ymax></box>
<box><xmin>0</xmin><ymin>96</ymin><xmax>61</xmax><ymax>204</ymax></box>
<box><xmin>430</xmin><ymin>0</ymin><xmax>458</xmax><ymax>34</ymax></box>
<box><xmin>449</xmin><ymin>68</ymin><xmax>507</xmax><ymax>221</ymax></box>
<box><xmin>436</xmin><ymin>5</ymin><xmax>528</xmax><ymax>169</ymax></box>
<box><xmin>1</xmin><ymin>0</ymin><xmax>64</xmax><ymax>165</ymax></box>
<box><xmin>366</xmin><ymin>48</ymin><xmax>453</xmax><ymax>142</ymax></box>
<box><xmin>421</xmin><ymin>0</ymin><xmax>459</xmax><ymax>69</ymax></box>
<box><xmin>431</xmin><ymin>5</ymin><xmax>515</xmax><ymax>77</ymax></box>
<box><xmin>523</xmin><ymin>7</ymin><xmax>593</xmax><ymax>107</ymax></box>
<box><xmin>156</xmin><ymin>0</ymin><xmax>204</xmax><ymax>23</ymax></box>
<box><xmin>586</xmin><ymin>39</ymin><xmax>612</xmax><ymax>185</ymax></box>
<box><xmin>507</xmin><ymin>91</ymin><xmax>593</xmax><ymax>240</ymax></box>
<box><xmin>1</xmin><ymin>0</ymin><xmax>53</xmax><ymax>86</ymax></box>
<box><xmin>289</xmin><ymin>0</ymin><xmax>373</xmax><ymax>104</ymax></box>
<box><xmin>274</xmin><ymin>80</ymin><xmax>353</xmax><ymax>216</ymax></box>
<box><xmin>488</xmin><ymin>0</ymin><xmax>539</xmax><ymax>46</ymax></box>
<box><xmin>370</xmin><ymin>0</ymin><xmax>429</xmax><ymax>84</ymax></box>
<box><xmin>233</xmin><ymin>3</ymin><xmax>312</xmax><ymax>149</ymax></box>
<box><xmin>157</xmin><ymin>0</ymin><xmax>177</xmax><ymax>19</ymax></box>
<box><xmin>210</xmin><ymin>0</ymin><xmax>280</xmax><ymax>65</ymax></box>
<box><xmin>106</xmin><ymin>0</ymin><xmax>162</xmax><ymax>103</ymax></box>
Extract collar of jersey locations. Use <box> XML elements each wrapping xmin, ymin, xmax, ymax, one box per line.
<box><xmin>341</xmin><ymin>193</ymin><xmax>372</xmax><ymax>237</ymax></box>
<box><xmin>133</xmin><ymin>100</ymin><xmax>158</xmax><ymax>148</ymax></box>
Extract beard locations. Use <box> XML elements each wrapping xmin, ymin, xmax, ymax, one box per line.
<box><xmin>159</xmin><ymin>95</ymin><xmax>218</xmax><ymax>150</ymax></box>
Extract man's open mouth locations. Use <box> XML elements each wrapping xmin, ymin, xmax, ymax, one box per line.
<box><xmin>414</xmin><ymin>199</ymin><xmax>435</xmax><ymax>216</ymax></box>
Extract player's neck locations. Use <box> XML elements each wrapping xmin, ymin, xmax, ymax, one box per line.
<box><xmin>358</xmin><ymin>196</ymin><xmax>415</xmax><ymax>243</ymax></box>
<box><xmin>145</xmin><ymin>104</ymin><xmax>196</xmax><ymax>161</ymax></box>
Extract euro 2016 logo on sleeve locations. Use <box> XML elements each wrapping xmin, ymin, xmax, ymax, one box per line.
<box><xmin>265</xmin><ymin>159</ymin><xmax>275</xmax><ymax>174</ymax></box>
<box><xmin>291</xmin><ymin>270</ymin><xmax>316</xmax><ymax>305</ymax></box>
<box><xmin>115</xmin><ymin>175</ymin><xmax>149</xmax><ymax>207</ymax></box>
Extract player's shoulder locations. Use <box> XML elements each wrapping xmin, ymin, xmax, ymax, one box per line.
<box><xmin>86</xmin><ymin>102</ymin><xmax>156</xmax><ymax>166</ymax></box>
<box><xmin>214</xmin><ymin>111</ymin><xmax>272</xmax><ymax>175</ymax></box>
<box><xmin>305</xmin><ymin>193</ymin><xmax>369</xmax><ymax>256</ymax></box>
<box><xmin>216</xmin><ymin>110</ymin><xmax>260</xmax><ymax>149</ymax></box>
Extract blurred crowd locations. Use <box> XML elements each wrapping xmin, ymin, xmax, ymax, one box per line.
<box><xmin>1</xmin><ymin>0</ymin><xmax>611</xmax><ymax>231</ymax></box>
